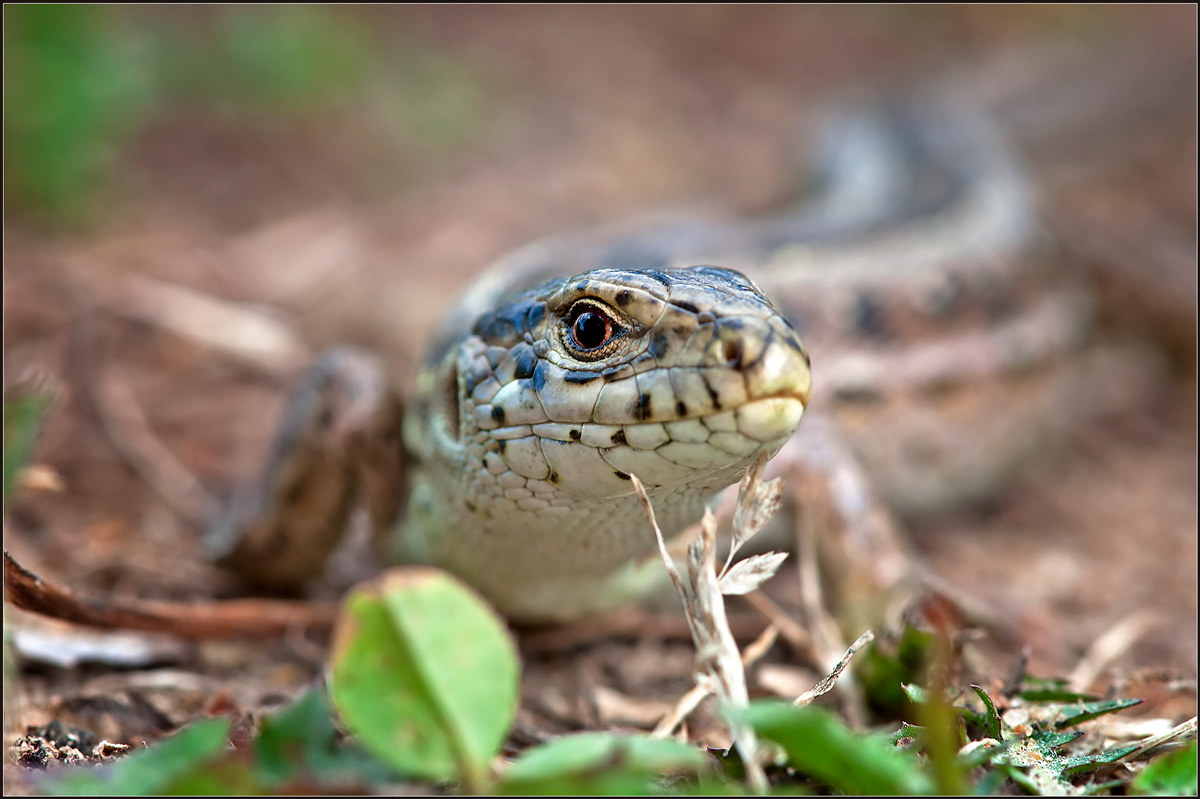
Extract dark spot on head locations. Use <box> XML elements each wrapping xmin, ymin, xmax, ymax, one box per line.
<box><xmin>497</xmin><ymin>439</ymin><xmax>507</xmax><ymax>455</ymax></box>
<box><xmin>602</xmin><ymin>364</ymin><xmax>630</xmax><ymax>382</ymax></box>
<box><xmin>610</xmin><ymin>429</ymin><xmax>627</xmax><ymax>445</ymax></box>
<box><xmin>675</xmin><ymin>400</ymin><xmax>688</xmax><ymax>417</ymax></box>
<box><xmin>673</xmin><ymin>299</ymin><xmax>699</xmax><ymax>314</ymax></box>
<box><xmin>532</xmin><ymin>361</ymin><xmax>547</xmax><ymax>393</ymax></box>
<box><xmin>510</xmin><ymin>343</ymin><xmax>536</xmax><ymax>380</ymax></box>
<box><xmin>703</xmin><ymin>379</ymin><xmax>722</xmax><ymax>410</ymax></box>
<box><xmin>641</xmin><ymin>269</ymin><xmax>673</xmax><ymax>288</ymax></box>
<box><xmin>527</xmin><ymin>302</ymin><xmax>547</xmax><ymax>329</ymax></box>
<box><xmin>614</xmin><ymin>289</ymin><xmax>632</xmax><ymax>307</ymax></box>
<box><xmin>548</xmin><ymin>471</ymin><xmax>561</xmax><ymax>485</ymax></box>
<box><xmin>721</xmin><ymin>339</ymin><xmax>742</xmax><ymax>368</ymax></box>
<box><xmin>564</xmin><ymin>370</ymin><xmax>600</xmax><ymax>384</ymax></box>
<box><xmin>462</xmin><ymin>361</ymin><xmax>491</xmax><ymax>397</ymax></box>
<box><xmin>631</xmin><ymin>352</ymin><xmax>655</xmax><ymax>371</ymax></box>
<box><xmin>782</xmin><ymin>334</ymin><xmax>811</xmax><ymax>367</ymax></box>
<box><xmin>569</xmin><ymin>428</ymin><xmax>581</xmax><ymax>441</ymax></box>
<box><xmin>647</xmin><ymin>330</ymin><xmax>671</xmax><ymax>360</ymax></box>
<box><xmin>613</xmin><ymin>470</ymin><xmax>631</xmax><ymax>481</ymax></box>
<box><xmin>633</xmin><ymin>393</ymin><xmax>652</xmax><ymax>421</ymax></box>
<box><xmin>472</xmin><ymin>309</ymin><xmax>520</xmax><ymax>346</ymax></box>
<box><xmin>464</xmin><ymin>500</ymin><xmax>476</xmax><ymax>513</ymax></box>
<box><xmin>316</xmin><ymin>407</ymin><xmax>334</xmax><ymax>431</ymax></box>
<box><xmin>491</xmin><ymin>405</ymin><xmax>506</xmax><ymax>425</ymax></box>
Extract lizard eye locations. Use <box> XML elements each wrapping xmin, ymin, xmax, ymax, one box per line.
<box><xmin>563</xmin><ymin>300</ymin><xmax>620</xmax><ymax>359</ymax></box>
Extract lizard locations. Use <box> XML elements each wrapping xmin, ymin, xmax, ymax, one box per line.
<box><xmin>205</xmin><ymin>63</ymin><xmax>1174</xmax><ymax>626</ymax></box>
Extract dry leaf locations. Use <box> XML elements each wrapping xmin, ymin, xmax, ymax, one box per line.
<box><xmin>718</xmin><ymin>551</ymin><xmax>789</xmax><ymax>596</ymax></box>
<box><xmin>728</xmin><ymin>454</ymin><xmax>784</xmax><ymax>571</ymax></box>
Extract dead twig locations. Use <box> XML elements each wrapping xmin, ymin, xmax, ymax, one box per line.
<box><xmin>3</xmin><ymin>549</ymin><xmax>336</xmax><ymax>640</ymax></box>
<box><xmin>795</xmin><ymin>629</ymin><xmax>875</xmax><ymax>706</ymax></box>
<box><xmin>1120</xmin><ymin>716</ymin><xmax>1198</xmax><ymax>762</ymax></box>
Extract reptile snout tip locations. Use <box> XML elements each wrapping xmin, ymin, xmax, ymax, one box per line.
<box><xmin>730</xmin><ymin>320</ymin><xmax>812</xmax><ymax>444</ymax></box>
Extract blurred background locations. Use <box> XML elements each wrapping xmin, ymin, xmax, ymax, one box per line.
<box><xmin>3</xmin><ymin>5</ymin><xmax>1196</xmax><ymax>688</ymax></box>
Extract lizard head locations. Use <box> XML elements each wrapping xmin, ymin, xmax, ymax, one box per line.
<box><xmin>447</xmin><ymin>265</ymin><xmax>811</xmax><ymax>501</ymax></box>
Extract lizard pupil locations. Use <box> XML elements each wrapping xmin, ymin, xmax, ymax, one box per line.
<box><xmin>572</xmin><ymin>311</ymin><xmax>609</xmax><ymax>350</ymax></box>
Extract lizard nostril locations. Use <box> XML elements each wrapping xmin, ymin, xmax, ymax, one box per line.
<box><xmin>722</xmin><ymin>339</ymin><xmax>742</xmax><ymax>368</ymax></box>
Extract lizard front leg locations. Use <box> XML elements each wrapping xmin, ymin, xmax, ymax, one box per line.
<box><xmin>207</xmin><ymin>346</ymin><xmax>406</xmax><ymax>593</ymax></box>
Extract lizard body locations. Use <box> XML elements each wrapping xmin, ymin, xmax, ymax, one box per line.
<box><xmin>210</xmin><ymin>89</ymin><xmax>1157</xmax><ymax>622</ymax></box>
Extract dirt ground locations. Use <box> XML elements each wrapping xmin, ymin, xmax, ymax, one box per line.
<box><xmin>3</xmin><ymin>5</ymin><xmax>1196</xmax><ymax>786</ymax></box>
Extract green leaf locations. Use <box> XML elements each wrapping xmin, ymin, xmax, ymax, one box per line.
<box><xmin>255</xmin><ymin>686</ymin><xmax>394</xmax><ymax>788</ymax></box>
<box><xmin>1002</xmin><ymin>728</ymin><xmax>1102</xmax><ymax>793</ymax></box>
<box><xmin>1132</xmin><ymin>741</ymin><xmax>1197</xmax><ymax>796</ymax></box>
<box><xmin>889</xmin><ymin>723</ymin><xmax>925</xmax><ymax>747</ymax></box>
<box><xmin>1017</xmin><ymin>689</ymin><xmax>1099</xmax><ymax>703</ymax></box>
<box><xmin>41</xmin><ymin>718</ymin><xmax>231</xmax><ymax>795</ymax></box>
<box><xmin>903</xmin><ymin>683</ymin><xmax>931</xmax><ymax>704</ymax></box>
<box><xmin>497</xmin><ymin>732</ymin><xmax>709</xmax><ymax>795</ymax></box>
<box><xmin>157</xmin><ymin>760</ymin><xmax>261</xmax><ymax>795</ymax></box>
<box><xmin>255</xmin><ymin>688</ymin><xmax>334</xmax><ymax>785</ymax></box>
<box><xmin>1052</xmin><ymin>698</ymin><xmax>1144</xmax><ymax>729</ymax></box>
<box><xmin>1061</xmin><ymin>744</ymin><xmax>1139</xmax><ymax>776</ymax></box>
<box><xmin>741</xmin><ymin>702</ymin><xmax>933</xmax><ymax>795</ymax></box>
<box><xmin>969</xmin><ymin>684</ymin><xmax>1003</xmax><ymax>741</ymax></box>
<box><xmin>1031</xmin><ymin>729</ymin><xmax>1086</xmax><ymax>749</ymax></box>
<box><xmin>957</xmin><ymin>738</ymin><xmax>1014</xmax><ymax>771</ymax></box>
<box><xmin>327</xmin><ymin>567</ymin><xmax>519</xmax><ymax>789</ymax></box>
<box><xmin>3</xmin><ymin>384</ymin><xmax>55</xmax><ymax>508</ymax></box>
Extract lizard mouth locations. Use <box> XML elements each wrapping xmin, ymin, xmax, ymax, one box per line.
<box><xmin>731</xmin><ymin>395</ymin><xmax>807</xmax><ymax>445</ymax></box>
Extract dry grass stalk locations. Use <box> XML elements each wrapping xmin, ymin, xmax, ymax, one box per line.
<box><xmin>652</xmin><ymin>622</ymin><xmax>781</xmax><ymax>739</ymax></box>
<box><xmin>632</xmin><ymin>452</ymin><xmax>790</xmax><ymax>794</ymax></box>
<box><xmin>794</xmin><ymin>629</ymin><xmax>875</xmax><ymax>706</ymax></box>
